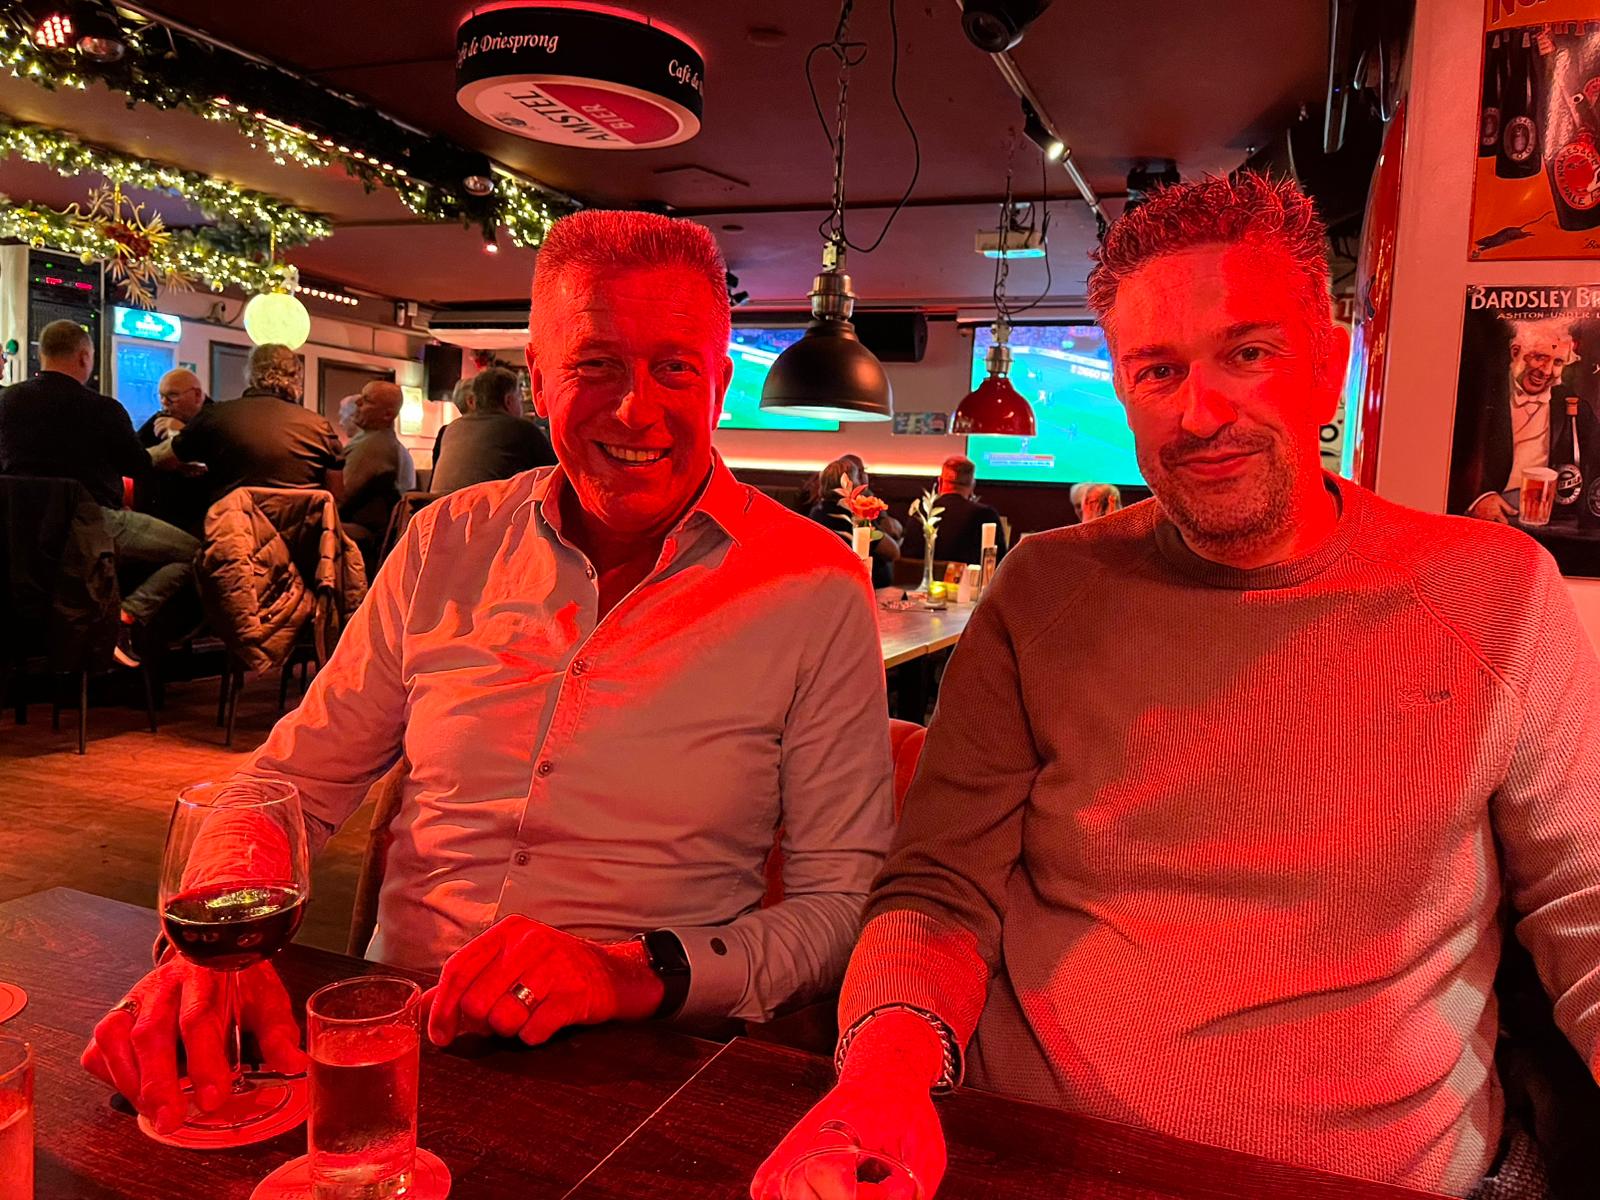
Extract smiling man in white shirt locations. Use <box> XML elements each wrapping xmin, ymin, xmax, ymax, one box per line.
<box><xmin>83</xmin><ymin>211</ymin><xmax>895</xmax><ymax>1134</ymax></box>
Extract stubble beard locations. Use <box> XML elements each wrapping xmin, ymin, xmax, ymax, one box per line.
<box><xmin>1145</xmin><ymin>433</ymin><xmax>1300</xmax><ymax>560</ymax></box>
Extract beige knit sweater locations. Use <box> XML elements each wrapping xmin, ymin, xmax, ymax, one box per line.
<box><xmin>840</xmin><ymin>477</ymin><xmax>1600</xmax><ymax>1197</ymax></box>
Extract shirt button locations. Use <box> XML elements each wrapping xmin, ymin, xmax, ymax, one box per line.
<box><xmin>572</xmin><ymin>658</ymin><xmax>588</xmax><ymax>676</ymax></box>
<box><xmin>536</xmin><ymin>760</ymin><xmax>554</xmax><ymax>776</ymax></box>
<box><xmin>514</xmin><ymin>851</ymin><xmax>530</xmax><ymax>866</ymax></box>
<box><xmin>585</xmin><ymin>564</ymin><xmax>596</xmax><ymax>580</ymax></box>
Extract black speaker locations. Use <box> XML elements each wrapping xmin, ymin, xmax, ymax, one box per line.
<box><xmin>421</xmin><ymin>342</ymin><xmax>463</xmax><ymax>403</ymax></box>
<box><xmin>1239</xmin><ymin>103</ymin><xmax>1384</xmax><ymax>234</ymax></box>
<box><xmin>853</xmin><ymin>311</ymin><xmax>928</xmax><ymax>363</ymax></box>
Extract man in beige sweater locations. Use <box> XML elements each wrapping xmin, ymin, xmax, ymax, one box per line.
<box><xmin>755</xmin><ymin>172</ymin><xmax>1600</xmax><ymax>1200</ymax></box>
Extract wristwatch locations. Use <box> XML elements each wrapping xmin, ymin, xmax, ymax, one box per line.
<box><xmin>635</xmin><ymin>929</ymin><xmax>691</xmax><ymax>1019</ymax></box>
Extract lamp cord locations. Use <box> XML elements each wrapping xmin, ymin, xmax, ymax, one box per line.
<box><xmin>807</xmin><ymin>0</ymin><xmax>921</xmax><ymax>257</ymax></box>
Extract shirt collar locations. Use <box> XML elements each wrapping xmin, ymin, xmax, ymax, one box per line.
<box><xmin>529</xmin><ymin>451</ymin><xmax>751</xmax><ymax>548</ymax></box>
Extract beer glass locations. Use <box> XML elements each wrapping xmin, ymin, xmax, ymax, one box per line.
<box><xmin>780</xmin><ymin>1122</ymin><xmax>924</xmax><ymax>1199</ymax></box>
<box><xmin>0</xmin><ymin>1036</ymin><xmax>33</xmax><ymax>1200</ymax></box>
<box><xmin>307</xmin><ymin>976</ymin><xmax>422</xmax><ymax>1199</ymax></box>
<box><xmin>1521</xmin><ymin>467</ymin><xmax>1558</xmax><ymax>526</ymax></box>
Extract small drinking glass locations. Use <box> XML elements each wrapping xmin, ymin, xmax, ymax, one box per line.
<box><xmin>0</xmin><ymin>1036</ymin><xmax>33</xmax><ymax>1200</ymax></box>
<box><xmin>780</xmin><ymin>1122</ymin><xmax>924</xmax><ymax>1199</ymax></box>
<box><xmin>307</xmin><ymin>976</ymin><xmax>422</xmax><ymax>1200</ymax></box>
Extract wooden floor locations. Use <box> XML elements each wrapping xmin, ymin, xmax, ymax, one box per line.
<box><xmin>0</xmin><ymin>674</ymin><xmax>370</xmax><ymax>953</ymax></box>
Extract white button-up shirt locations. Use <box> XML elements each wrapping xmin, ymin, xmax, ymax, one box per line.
<box><xmin>243</xmin><ymin>457</ymin><xmax>895</xmax><ymax>1021</ymax></box>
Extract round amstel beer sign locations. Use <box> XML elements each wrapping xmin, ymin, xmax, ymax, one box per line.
<box><xmin>456</xmin><ymin>3</ymin><xmax>704</xmax><ymax>150</ymax></box>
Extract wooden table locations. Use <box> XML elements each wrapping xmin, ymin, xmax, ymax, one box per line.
<box><xmin>2</xmin><ymin>889</ymin><xmax>1449</xmax><ymax>1200</ymax></box>
<box><xmin>877</xmin><ymin>601</ymin><xmax>973</xmax><ymax>670</ymax></box>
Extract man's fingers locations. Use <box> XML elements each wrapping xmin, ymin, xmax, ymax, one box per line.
<box><xmin>82</xmin><ymin>1022</ymin><xmax>141</xmax><ymax>1104</ymax></box>
<box><xmin>429</xmin><ymin>933</ymin><xmax>504</xmax><ymax>1045</ymax></box>
<box><xmin>239</xmin><ymin>965</ymin><xmax>306</xmax><ymax>1073</ymax></box>
<box><xmin>177</xmin><ymin>990</ymin><xmax>233</xmax><ymax>1111</ymax></box>
<box><xmin>130</xmin><ymin>1010</ymin><xmax>185</xmax><ymax>1131</ymax></box>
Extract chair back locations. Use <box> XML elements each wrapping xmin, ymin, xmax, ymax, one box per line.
<box><xmin>378</xmin><ymin>491</ymin><xmax>442</xmax><ymax>566</ymax></box>
<box><xmin>0</xmin><ymin>475</ymin><xmax>120</xmax><ymax>672</ymax></box>
<box><xmin>347</xmin><ymin>760</ymin><xmax>408</xmax><ymax>956</ymax></box>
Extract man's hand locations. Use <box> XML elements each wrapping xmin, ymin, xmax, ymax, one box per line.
<box><xmin>750</xmin><ymin>1079</ymin><xmax>945</xmax><ymax>1199</ymax></box>
<box><xmin>80</xmin><ymin>958</ymin><xmax>304</xmax><ymax>1133</ymax></box>
<box><xmin>752</xmin><ymin>1011</ymin><xmax>950</xmax><ymax>1199</ymax></box>
<box><xmin>425</xmin><ymin>915</ymin><xmax>664</xmax><ymax>1048</ymax></box>
<box><xmin>1468</xmin><ymin>492</ymin><xmax>1518</xmax><ymax>523</ymax></box>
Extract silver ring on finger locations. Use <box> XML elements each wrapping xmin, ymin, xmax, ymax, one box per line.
<box><xmin>507</xmin><ymin>982</ymin><xmax>538</xmax><ymax>1011</ymax></box>
<box><xmin>112</xmin><ymin>997</ymin><xmax>140</xmax><ymax>1020</ymax></box>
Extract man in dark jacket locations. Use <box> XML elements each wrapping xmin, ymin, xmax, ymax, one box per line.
<box><xmin>162</xmin><ymin>343</ymin><xmax>344</xmax><ymax>504</ymax></box>
<box><xmin>135</xmin><ymin>368</ymin><xmax>212</xmax><ymax>534</ymax></box>
<box><xmin>430</xmin><ymin>366</ymin><xmax>555</xmax><ymax>493</ymax></box>
<box><xmin>0</xmin><ymin>320</ymin><xmax>198</xmax><ymax>665</ymax></box>
<box><xmin>900</xmin><ymin>454</ymin><xmax>1008</xmax><ymax>566</ymax></box>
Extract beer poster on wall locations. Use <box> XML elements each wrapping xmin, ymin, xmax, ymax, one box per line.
<box><xmin>1449</xmin><ymin>285</ymin><xmax>1600</xmax><ymax>577</ymax></box>
<box><xmin>1472</xmin><ymin>2</ymin><xmax>1600</xmax><ymax>260</ymax></box>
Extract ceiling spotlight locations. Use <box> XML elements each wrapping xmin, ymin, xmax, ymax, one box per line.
<box><xmin>463</xmin><ymin>175</ymin><xmax>495</xmax><ymax>196</ymax></box>
<box><xmin>72</xmin><ymin>3</ymin><xmax>127</xmax><ymax>62</ymax></box>
<box><xmin>1021</xmin><ymin>100</ymin><xmax>1064</xmax><ymax>162</ymax></box>
<box><xmin>31</xmin><ymin>11</ymin><xmax>74</xmax><ymax>50</ymax></box>
<box><xmin>1124</xmin><ymin>159</ymin><xmax>1181</xmax><ymax>214</ymax></box>
<box><xmin>960</xmin><ymin>0</ymin><xmax>1054</xmax><ymax>53</ymax></box>
<box><xmin>483</xmin><ymin>233</ymin><xmax>500</xmax><ymax>255</ymax></box>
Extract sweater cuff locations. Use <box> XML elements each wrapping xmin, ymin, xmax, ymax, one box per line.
<box><xmin>837</xmin><ymin>908</ymin><xmax>991</xmax><ymax>1049</ymax></box>
<box><xmin>660</xmin><ymin>924</ymin><xmax>750</xmax><ymax>1021</ymax></box>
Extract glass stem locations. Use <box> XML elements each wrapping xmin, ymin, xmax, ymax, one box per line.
<box><xmin>223</xmin><ymin>968</ymin><xmax>247</xmax><ymax>1093</ymax></box>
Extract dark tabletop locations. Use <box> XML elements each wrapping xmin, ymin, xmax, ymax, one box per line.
<box><xmin>0</xmin><ymin>888</ymin><xmax>719</xmax><ymax>1199</ymax></box>
<box><xmin>0</xmin><ymin>888</ymin><xmax>1450</xmax><ymax>1200</ymax></box>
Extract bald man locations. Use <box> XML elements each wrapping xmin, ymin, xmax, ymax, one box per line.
<box><xmin>340</xmin><ymin>380</ymin><xmax>416</xmax><ymax>562</ymax></box>
<box><xmin>135</xmin><ymin>369</ymin><xmax>212</xmax><ymax>533</ymax></box>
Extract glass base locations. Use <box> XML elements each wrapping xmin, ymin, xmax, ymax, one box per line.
<box><xmin>137</xmin><ymin>1074</ymin><xmax>307</xmax><ymax>1149</ymax></box>
<box><xmin>183</xmin><ymin>1074</ymin><xmax>295</xmax><ymax>1131</ymax></box>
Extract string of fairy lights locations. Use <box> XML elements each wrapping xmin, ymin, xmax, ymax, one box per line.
<box><xmin>0</xmin><ymin>12</ymin><xmax>572</xmax><ymax>253</ymax></box>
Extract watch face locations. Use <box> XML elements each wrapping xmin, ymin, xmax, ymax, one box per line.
<box><xmin>643</xmin><ymin>930</ymin><xmax>690</xmax><ymax>975</ymax></box>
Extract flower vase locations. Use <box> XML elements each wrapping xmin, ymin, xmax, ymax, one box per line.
<box><xmin>919</xmin><ymin>540</ymin><xmax>936</xmax><ymax>595</ymax></box>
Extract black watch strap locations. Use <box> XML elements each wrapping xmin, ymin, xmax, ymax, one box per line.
<box><xmin>637</xmin><ymin>929</ymin><xmax>691</xmax><ymax>1019</ymax></box>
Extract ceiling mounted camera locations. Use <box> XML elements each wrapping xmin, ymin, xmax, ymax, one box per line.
<box><xmin>960</xmin><ymin>0</ymin><xmax>1055</xmax><ymax>53</ymax></box>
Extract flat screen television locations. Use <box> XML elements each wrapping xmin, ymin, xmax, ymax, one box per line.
<box><xmin>966</xmin><ymin>323</ymin><xmax>1146</xmax><ymax>486</ymax></box>
<box><xmin>719</xmin><ymin>328</ymin><xmax>841</xmax><ymax>431</ymax></box>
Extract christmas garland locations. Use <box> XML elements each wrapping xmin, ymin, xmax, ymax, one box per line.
<box><xmin>0</xmin><ymin>195</ymin><xmax>291</xmax><ymax>295</ymax></box>
<box><xmin>0</xmin><ymin>117</ymin><xmax>330</xmax><ymax>250</ymax></box>
<box><xmin>0</xmin><ymin>16</ymin><xmax>570</xmax><ymax>248</ymax></box>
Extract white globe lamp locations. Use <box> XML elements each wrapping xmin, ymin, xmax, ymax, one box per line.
<box><xmin>244</xmin><ymin>287</ymin><xmax>311</xmax><ymax>350</ymax></box>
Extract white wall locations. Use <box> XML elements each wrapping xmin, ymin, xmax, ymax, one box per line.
<box><xmin>151</xmin><ymin>293</ymin><xmax>443</xmax><ymax>462</ymax></box>
<box><xmin>1381</xmin><ymin>0</ymin><xmax>1600</xmax><ymax>647</ymax></box>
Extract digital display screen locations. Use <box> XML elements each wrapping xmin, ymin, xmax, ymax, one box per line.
<box><xmin>967</xmin><ymin>323</ymin><xmax>1146</xmax><ymax>486</ymax></box>
<box><xmin>719</xmin><ymin>328</ymin><xmax>841</xmax><ymax>432</ymax></box>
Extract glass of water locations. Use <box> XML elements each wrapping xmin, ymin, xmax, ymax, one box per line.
<box><xmin>0</xmin><ymin>1036</ymin><xmax>33</xmax><ymax>1200</ymax></box>
<box><xmin>306</xmin><ymin>976</ymin><xmax>421</xmax><ymax>1200</ymax></box>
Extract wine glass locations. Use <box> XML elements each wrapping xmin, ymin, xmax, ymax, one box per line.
<box><xmin>158</xmin><ymin>778</ymin><xmax>310</xmax><ymax>1133</ymax></box>
<box><xmin>780</xmin><ymin>1122</ymin><xmax>925</xmax><ymax>1199</ymax></box>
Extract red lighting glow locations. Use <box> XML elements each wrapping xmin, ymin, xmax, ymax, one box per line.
<box><xmin>43</xmin><ymin>276</ymin><xmax>63</xmax><ymax>286</ymax></box>
<box><xmin>33</xmin><ymin>12</ymin><xmax>73</xmax><ymax>49</ymax></box>
<box><xmin>72</xmin><ymin>282</ymin><xmax>93</xmax><ymax>291</ymax></box>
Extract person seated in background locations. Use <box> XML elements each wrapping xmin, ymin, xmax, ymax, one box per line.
<box><xmin>807</xmin><ymin>455</ymin><xmax>901</xmax><ymax>588</ymax></box>
<box><xmin>0</xmin><ymin>320</ymin><xmax>198</xmax><ymax>667</ymax></box>
<box><xmin>134</xmin><ymin>368</ymin><xmax>212</xmax><ymax>534</ymax></box>
<box><xmin>755</xmin><ymin>172</ymin><xmax>1600</xmax><ymax>1200</ymax></box>
<box><xmin>339</xmin><ymin>380</ymin><xmax>417</xmax><ymax>560</ymax></box>
<box><xmin>900</xmin><ymin>454</ymin><xmax>1008</xmax><ymax>567</ymax></box>
<box><xmin>83</xmin><ymin>208</ymin><xmax>894</xmax><ymax>1136</ymax></box>
<box><xmin>429</xmin><ymin>365</ymin><xmax>556</xmax><ymax>494</ymax></box>
<box><xmin>429</xmin><ymin>378</ymin><xmax>471</xmax><ymax>470</ymax></box>
<box><xmin>1069</xmin><ymin>480</ymin><xmax>1122</xmax><ymax>522</ymax></box>
<box><xmin>156</xmin><ymin>343</ymin><xmax>343</xmax><ymax>504</ymax></box>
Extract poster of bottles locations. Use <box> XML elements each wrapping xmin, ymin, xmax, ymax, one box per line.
<box><xmin>1473</xmin><ymin>3</ymin><xmax>1600</xmax><ymax>260</ymax></box>
<box><xmin>1448</xmin><ymin>285</ymin><xmax>1600</xmax><ymax>577</ymax></box>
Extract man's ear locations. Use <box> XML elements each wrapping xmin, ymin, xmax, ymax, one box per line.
<box><xmin>525</xmin><ymin>341</ymin><xmax>549</xmax><ymax>419</ymax></box>
<box><xmin>711</xmin><ymin>353</ymin><xmax>732</xmax><ymax>430</ymax></box>
<box><xmin>1315</xmin><ymin>323</ymin><xmax>1353</xmax><ymax>424</ymax></box>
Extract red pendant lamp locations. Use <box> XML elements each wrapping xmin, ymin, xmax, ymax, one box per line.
<box><xmin>954</xmin><ymin>168</ymin><xmax>1039</xmax><ymax>436</ymax></box>
<box><xmin>953</xmin><ymin>320</ymin><xmax>1035</xmax><ymax>436</ymax></box>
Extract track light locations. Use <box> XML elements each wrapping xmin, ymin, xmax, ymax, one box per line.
<box><xmin>1022</xmin><ymin>100</ymin><xmax>1064</xmax><ymax>162</ymax></box>
<box><xmin>73</xmin><ymin>3</ymin><xmax>127</xmax><ymax>62</ymax></box>
<box><xmin>483</xmin><ymin>233</ymin><xmax>499</xmax><ymax>255</ymax></box>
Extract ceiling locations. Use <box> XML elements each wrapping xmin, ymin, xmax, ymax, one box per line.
<box><xmin>2</xmin><ymin>0</ymin><xmax>1331</xmax><ymax>311</ymax></box>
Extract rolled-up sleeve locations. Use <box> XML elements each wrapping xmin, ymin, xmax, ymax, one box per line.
<box><xmin>240</xmin><ymin>508</ymin><xmax>426</xmax><ymax>855</ymax></box>
<box><xmin>665</xmin><ymin>567</ymin><xmax>894</xmax><ymax>1022</ymax></box>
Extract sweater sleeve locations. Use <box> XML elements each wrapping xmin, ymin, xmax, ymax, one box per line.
<box><xmin>838</xmin><ymin>566</ymin><xmax>1041</xmax><ymax>1048</ymax></box>
<box><xmin>1493</xmin><ymin>557</ymin><xmax>1600</xmax><ymax>1076</ymax></box>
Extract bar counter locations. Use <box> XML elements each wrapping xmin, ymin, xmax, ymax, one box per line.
<box><xmin>0</xmin><ymin>890</ymin><xmax>1448</xmax><ymax>1199</ymax></box>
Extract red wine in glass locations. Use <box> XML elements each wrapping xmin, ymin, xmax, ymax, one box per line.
<box><xmin>161</xmin><ymin>883</ymin><xmax>306</xmax><ymax>972</ymax></box>
<box><xmin>157</xmin><ymin>778</ymin><xmax>311</xmax><ymax>1138</ymax></box>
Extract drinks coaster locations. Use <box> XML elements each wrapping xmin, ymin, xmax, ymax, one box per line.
<box><xmin>0</xmin><ymin>982</ymin><xmax>25</xmax><ymax>1022</ymax></box>
<box><xmin>138</xmin><ymin>1075</ymin><xmax>307</xmax><ymax>1149</ymax></box>
<box><xmin>250</xmin><ymin>1148</ymin><xmax>451</xmax><ymax>1199</ymax></box>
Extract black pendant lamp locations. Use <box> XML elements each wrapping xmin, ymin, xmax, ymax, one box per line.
<box><xmin>761</xmin><ymin>0</ymin><xmax>898</xmax><ymax>424</ymax></box>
